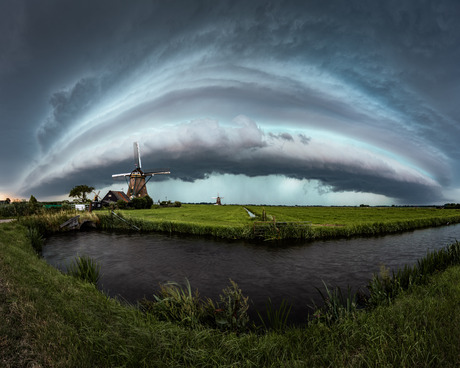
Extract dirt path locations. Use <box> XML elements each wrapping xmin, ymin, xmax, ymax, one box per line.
<box><xmin>0</xmin><ymin>219</ymin><xmax>14</xmax><ymax>224</ymax></box>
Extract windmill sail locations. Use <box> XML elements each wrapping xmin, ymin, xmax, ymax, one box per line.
<box><xmin>112</xmin><ymin>172</ymin><xmax>132</xmax><ymax>178</ymax></box>
<box><xmin>134</xmin><ymin>142</ymin><xmax>142</xmax><ymax>169</ymax></box>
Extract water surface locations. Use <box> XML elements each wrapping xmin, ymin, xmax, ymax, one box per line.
<box><xmin>43</xmin><ymin>224</ymin><xmax>460</xmax><ymax>323</ymax></box>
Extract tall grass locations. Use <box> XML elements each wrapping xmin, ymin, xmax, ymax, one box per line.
<box><xmin>310</xmin><ymin>282</ymin><xmax>359</xmax><ymax>325</ymax></box>
<box><xmin>311</xmin><ymin>242</ymin><xmax>460</xmax><ymax>325</ymax></box>
<box><xmin>257</xmin><ymin>298</ymin><xmax>292</xmax><ymax>331</ymax></box>
<box><xmin>67</xmin><ymin>255</ymin><xmax>101</xmax><ymax>285</ymax></box>
<box><xmin>140</xmin><ymin>279</ymin><xmax>206</xmax><ymax>328</ymax></box>
<box><xmin>26</xmin><ymin>227</ymin><xmax>45</xmax><ymax>254</ymax></box>
<box><xmin>368</xmin><ymin>241</ymin><xmax>460</xmax><ymax>306</ymax></box>
<box><xmin>19</xmin><ymin>211</ymin><xmax>99</xmax><ymax>235</ymax></box>
<box><xmin>140</xmin><ymin>279</ymin><xmax>251</xmax><ymax>333</ymax></box>
<box><xmin>213</xmin><ymin>279</ymin><xmax>250</xmax><ymax>333</ymax></box>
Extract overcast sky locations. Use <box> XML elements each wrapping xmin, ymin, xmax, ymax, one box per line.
<box><xmin>1</xmin><ymin>0</ymin><xmax>459</xmax><ymax>205</ymax></box>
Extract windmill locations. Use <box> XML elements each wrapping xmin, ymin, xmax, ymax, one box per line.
<box><xmin>212</xmin><ymin>193</ymin><xmax>224</xmax><ymax>205</ymax></box>
<box><xmin>92</xmin><ymin>190</ymin><xmax>101</xmax><ymax>202</ymax></box>
<box><xmin>112</xmin><ymin>142</ymin><xmax>170</xmax><ymax>199</ymax></box>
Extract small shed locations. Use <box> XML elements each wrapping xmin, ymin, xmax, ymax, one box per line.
<box><xmin>74</xmin><ymin>204</ymin><xmax>86</xmax><ymax>211</ymax></box>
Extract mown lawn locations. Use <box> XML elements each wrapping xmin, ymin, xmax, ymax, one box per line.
<box><xmin>1</xmin><ymin>220</ymin><xmax>460</xmax><ymax>366</ymax></box>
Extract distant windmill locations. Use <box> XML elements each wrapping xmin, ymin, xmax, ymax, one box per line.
<box><xmin>112</xmin><ymin>142</ymin><xmax>170</xmax><ymax>199</ymax></box>
<box><xmin>92</xmin><ymin>190</ymin><xmax>101</xmax><ymax>202</ymax></box>
<box><xmin>212</xmin><ymin>193</ymin><xmax>224</xmax><ymax>205</ymax></box>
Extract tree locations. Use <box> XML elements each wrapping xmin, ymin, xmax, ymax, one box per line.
<box><xmin>28</xmin><ymin>195</ymin><xmax>39</xmax><ymax>213</ymax></box>
<box><xmin>69</xmin><ymin>185</ymin><xmax>95</xmax><ymax>202</ymax></box>
<box><xmin>131</xmin><ymin>195</ymin><xmax>153</xmax><ymax>209</ymax></box>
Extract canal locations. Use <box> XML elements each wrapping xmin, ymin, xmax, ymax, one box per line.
<box><xmin>43</xmin><ymin>223</ymin><xmax>460</xmax><ymax>324</ymax></box>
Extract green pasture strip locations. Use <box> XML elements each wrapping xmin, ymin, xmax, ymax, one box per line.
<box><xmin>120</xmin><ymin>204</ymin><xmax>254</xmax><ymax>225</ymax></box>
<box><xmin>117</xmin><ymin>205</ymin><xmax>460</xmax><ymax>240</ymax></box>
<box><xmin>10</xmin><ymin>206</ymin><xmax>460</xmax><ymax>241</ymax></box>
<box><xmin>2</xmin><ymin>221</ymin><xmax>460</xmax><ymax>366</ymax></box>
<box><xmin>247</xmin><ymin>206</ymin><xmax>460</xmax><ymax>225</ymax></box>
<box><xmin>245</xmin><ymin>206</ymin><xmax>460</xmax><ymax>239</ymax></box>
<box><xmin>11</xmin><ymin>206</ymin><xmax>460</xmax><ymax>240</ymax></box>
<box><xmin>110</xmin><ymin>204</ymin><xmax>254</xmax><ymax>239</ymax></box>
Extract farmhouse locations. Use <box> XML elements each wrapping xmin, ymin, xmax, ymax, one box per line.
<box><xmin>102</xmin><ymin>191</ymin><xmax>130</xmax><ymax>205</ymax></box>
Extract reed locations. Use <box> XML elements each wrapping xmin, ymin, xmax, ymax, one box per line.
<box><xmin>310</xmin><ymin>281</ymin><xmax>358</xmax><ymax>325</ymax></box>
<box><xmin>141</xmin><ymin>279</ymin><xmax>251</xmax><ymax>332</ymax></box>
<box><xmin>257</xmin><ymin>298</ymin><xmax>292</xmax><ymax>332</ymax></box>
<box><xmin>367</xmin><ymin>241</ymin><xmax>460</xmax><ymax>306</ymax></box>
<box><xmin>213</xmin><ymin>279</ymin><xmax>250</xmax><ymax>333</ymax></box>
<box><xmin>67</xmin><ymin>255</ymin><xmax>101</xmax><ymax>285</ymax></box>
<box><xmin>26</xmin><ymin>226</ymin><xmax>45</xmax><ymax>254</ymax></box>
<box><xmin>19</xmin><ymin>211</ymin><xmax>99</xmax><ymax>235</ymax></box>
<box><xmin>140</xmin><ymin>279</ymin><xmax>205</xmax><ymax>328</ymax></box>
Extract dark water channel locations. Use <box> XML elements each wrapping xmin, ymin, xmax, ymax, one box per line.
<box><xmin>43</xmin><ymin>224</ymin><xmax>460</xmax><ymax>324</ymax></box>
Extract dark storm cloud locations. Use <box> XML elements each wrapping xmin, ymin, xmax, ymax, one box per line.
<box><xmin>1</xmin><ymin>0</ymin><xmax>460</xmax><ymax>204</ymax></box>
<box><xmin>269</xmin><ymin>133</ymin><xmax>294</xmax><ymax>142</ymax></box>
<box><xmin>21</xmin><ymin>117</ymin><xmax>443</xmax><ymax>204</ymax></box>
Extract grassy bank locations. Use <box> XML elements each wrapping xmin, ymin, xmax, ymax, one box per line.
<box><xmin>8</xmin><ymin>205</ymin><xmax>460</xmax><ymax>240</ymax></box>
<box><xmin>100</xmin><ymin>205</ymin><xmax>253</xmax><ymax>239</ymax></box>
<box><xmin>115</xmin><ymin>205</ymin><xmax>460</xmax><ymax>240</ymax></box>
<box><xmin>2</xmin><ymin>220</ymin><xmax>460</xmax><ymax>366</ymax></box>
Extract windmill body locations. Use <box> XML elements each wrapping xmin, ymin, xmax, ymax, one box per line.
<box><xmin>112</xmin><ymin>143</ymin><xmax>170</xmax><ymax>200</ymax></box>
<box><xmin>212</xmin><ymin>193</ymin><xmax>224</xmax><ymax>205</ymax></box>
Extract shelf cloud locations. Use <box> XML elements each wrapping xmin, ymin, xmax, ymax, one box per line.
<box><xmin>1</xmin><ymin>0</ymin><xmax>459</xmax><ymax>204</ymax></box>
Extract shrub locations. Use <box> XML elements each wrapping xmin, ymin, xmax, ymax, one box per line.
<box><xmin>144</xmin><ymin>195</ymin><xmax>153</xmax><ymax>208</ymax></box>
<box><xmin>213</xmin><ymin>279</ymin><xmax>250</xmax><ymax>333</ymax></box>
<box><xmin>11</xmin><ymin>201</ymin><xmax>31</xmax><ymax>217</ymax></box>
<box><xmin>61</xmin><ymin>202</ymin><xmax>72</xmax><ymax>211</ymax></box>
<box><xmin>0</xmin><ymin>204</ymin><xmax>16</xmax><ymax>218</ymax></box>
<box><xmin>131</xmin><ymin>196</ymin><xmax>153</xmax><ymax>209</ymax></box>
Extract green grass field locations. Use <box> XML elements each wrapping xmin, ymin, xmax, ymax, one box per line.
<box><xmin>2</xmin><ymin>220</ymin><xmax>460</xmax><ymax>366</ymax></box>
<box><xmin>246</xmin><ymin>206</ymin><xmax>460</xmax><ymax>225</ymax></box>
<box><xmin>122</xmin><ymin>204</ymin><xmax>254</xmax><ymax>226</ymax></box>
<box><xmin>115</xmin><ymin>205</ymin><xmax>460</xmax><ymax>240</ymax></box>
